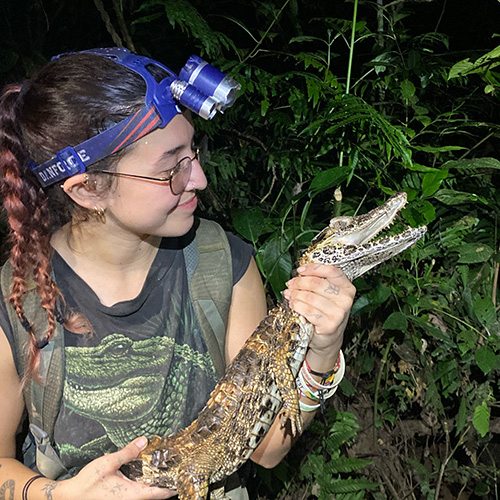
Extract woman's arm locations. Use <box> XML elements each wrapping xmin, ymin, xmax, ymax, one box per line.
<box><xmin>226</xmin><ymin>259</ymin><xmax>355</xmax><ymax>468</ymax></box>
<box><xmin>0</xmin><ymin>327</ymin><xmax>173</xmax><ymax>500</ymax></box>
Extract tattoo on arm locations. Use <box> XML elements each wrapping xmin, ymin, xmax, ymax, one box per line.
<box><xmin>42</xmin><ymin>482</ymin><xmax>57</xmax><ymax>500</ymax></box>
<box><xmin>0</xmin><ymin>479</ymin><xmax>15</xmax><ymax>500</ymax></box>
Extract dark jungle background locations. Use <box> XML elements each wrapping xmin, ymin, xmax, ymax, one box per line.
<box><xmin>1</xmin><ymin>0</ymin><xmax>500</xmax><ymax>498</ymax></box>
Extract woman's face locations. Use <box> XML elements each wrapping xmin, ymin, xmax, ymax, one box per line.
<box><xmin>102</xmin><ymin>113</ymin><xmax>207</xmax><ymax>239</ymax></box>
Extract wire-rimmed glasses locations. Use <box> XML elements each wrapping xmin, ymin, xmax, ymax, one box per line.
<box><xmin>97</xmin><ymin>149</ymin><xmax>199</xmax><ymax>195</ymax></box>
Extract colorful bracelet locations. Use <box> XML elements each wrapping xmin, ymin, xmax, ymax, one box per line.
<box><xmin>298</xmin><ymin>350</ymin><xmax>346</xmax><ymax>412</ymax></box>
<box><xmin>301</xmin><ymin>350</ymin><xmax>345</xmax><ymax>391</ymax></box>
<box><xmin>304</xmin><ymin>351</ymin><xmax>342</xmax><ymax>384</ymax></box>
<box><xmin>22</xmin><ymin>475</ymin><xmax>45</xmax><ymax>500</ymax></box>
<box><xmin>296</xmin><ymin>370</ymin><xmax>319</xmax><ymax>400</ymax></box>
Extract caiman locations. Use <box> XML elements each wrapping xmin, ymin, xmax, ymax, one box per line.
<box><xmin>121</xmin><ymin>192</ymin><xmax>427</xmax><ymax>499</ymax></box>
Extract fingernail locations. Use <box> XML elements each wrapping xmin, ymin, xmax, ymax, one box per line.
<box><xmin>297</xmin><ymin>266</ymin><xmax>306</xmax><ymax>273</ymax></box>
<box><xmin>283</xmin><ymin>289</ymin><xmax>291</xmax><ymax>298</ymax></box>
<box><xmin>286</xmin><ymin>279</ymin><xmax>294</xmax><ymax>287</ymax></box>
<box><xmin>135</xmin><ymin>436</ymin><xmax>148</xmax><ymax>449</ymax></box>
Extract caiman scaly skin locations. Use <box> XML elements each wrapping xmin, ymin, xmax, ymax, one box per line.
<box><xmin>121</xmin><ymin>192</ymin><xmax>427</xmax><ymax>499</ymax></box>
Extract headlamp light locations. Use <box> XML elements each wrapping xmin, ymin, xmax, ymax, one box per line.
<box><xmin>29</xmin><ymin>48</ymin><xmax>241</xmax><ymax>188</ymax></box>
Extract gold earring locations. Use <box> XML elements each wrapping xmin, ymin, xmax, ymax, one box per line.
<box><xmin>83</xmin><ymin>174</ymin><xmax>98</xmax><ymax>190</ymax></box>
<box><xmin>92</xmin><ymin>206</ymin><xmax>106</xmax><ymax>224</ymax></box>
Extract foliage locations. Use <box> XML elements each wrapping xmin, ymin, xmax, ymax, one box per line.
<box><xmin>1</xmin><ymin>0</ymin><xmax>500</xmax><ymax>498</ymax></box>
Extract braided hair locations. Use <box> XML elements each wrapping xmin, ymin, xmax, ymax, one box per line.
<box><xmin>0</xmin><ymin>54</ymin><xmax>147</xmax><ymax>382</ymax></box>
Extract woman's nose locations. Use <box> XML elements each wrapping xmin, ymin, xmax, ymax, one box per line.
<box><xmin>186</xmin><ymin>156</ymin><xmax>207</xmax><ymax>191</ymax></box>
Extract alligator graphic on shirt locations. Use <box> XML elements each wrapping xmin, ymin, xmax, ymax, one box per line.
<box><xmin>57</xmin><ymin>332</ymin><xmax>217</xmax><ymax>464</ymax></box>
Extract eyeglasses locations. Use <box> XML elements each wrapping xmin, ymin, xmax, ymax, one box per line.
<box><xmin>97</xmin><ymin>149</ymin><xmax>199</xmax><ymax>195</ymax></box>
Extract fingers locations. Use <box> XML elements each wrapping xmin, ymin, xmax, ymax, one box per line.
<box><xmin>113</xmin><ymin>436</ymin><xmax>149</xmax><ymax>467</ymax></box>
<box><xmin>284</xmin><ymin>264</ymin><xmax>355</xmax><ymax>337</ymax></box>
<box><xmin>296</xmin><ymin>264</ymin><xmax>354</xmax><ymax>289</ymax></box>
<box><xmin>68</xmin><ymin>437</ymin><xmax>176</xmax><ymax>500</ymax></box>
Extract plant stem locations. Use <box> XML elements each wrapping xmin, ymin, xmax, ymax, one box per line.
<box><xmin>434</xmin><ymin>425</ymin><xmax>469</xmax><ymax>500</ymax></box>
<box><xmin>373</xmin><ymin>336</ymin><xmax>394</xmax><ymax>441</ymax></box>
<box><xmin>243</xmin><ymin>0</ymin><xmax>291</xmax><ymax>63</ymax></box>
<box><xmin>493</xmin><ymin>213</ymin><xmax>499</xmax><ymax>307</ymax></box>
<box><xmin>345</xmin><ymin>0</ymin><xmax>359</xmax><ymax>94</ymax></box>
<box><xmin>434</xmin><ymin>308</ymin><xmax>486</xmax><ymax>338</ymax></box>
<box><xmin>339</xmin><ymin>0</ymin><xmax>359</xmax><ymax>168</ymax></box>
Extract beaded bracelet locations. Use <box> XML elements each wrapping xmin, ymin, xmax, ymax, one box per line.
<box><xmin>304</xmin><ymin>351</ymin><xmax>342</xmax><ymax>385</ymax></box>
<box><xmin>296</xmin><ymin>370</ymin><xmax>319</xmax><ymax>400</ymax></box>
<box><xmin>22</xmin><ymin>475</ymin><xmax>45</xmax><ymax>500</ymax></box>
<box><xmin>301</xmin><ymin>350</ymin><xmax>345</xmax><ymax>391</ymax></box>
<box><xmin>298</xmin><ymin>350</ymin><xmax>346</xmax><ymax>412</ymax></box>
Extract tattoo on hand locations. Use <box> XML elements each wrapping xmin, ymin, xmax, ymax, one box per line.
<box><xmin>110</xmin><ymin>482</ymin><xmax>124</xmax><ymax>495</ymax></box>
<box><xmin>325</xmin><ymin>283</ymin><xmax>340</xmax><ymax>295</ymax></box>
<box><xmin>42</xmin><ymin>481</ymin><xmax>57</xmax><ymax>500</ymax></box>
<box><xmin>0</xmin><ymin>479</ymin><xmax>15</xmax><ymax>500</ymax></box>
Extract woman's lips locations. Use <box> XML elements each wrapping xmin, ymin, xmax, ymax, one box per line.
<box><xmin>177</xmin><ymin>195</ymin><xmax>198</xmax><ymax>210</ymax></box>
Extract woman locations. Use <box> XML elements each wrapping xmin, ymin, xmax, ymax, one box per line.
<box><xmin>0</xmin><ymin>48</ymin><xmax>355</xmax><ymax>500</ymax></box>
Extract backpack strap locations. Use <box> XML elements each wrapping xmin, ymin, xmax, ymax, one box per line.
<box><xmin>1</xmin><ymin>260</ymin><xmax>67</xmax><ymax>479</ymax></box>
<box><xmin>0</xmin><ymin>217</ymin><xmax>233</xmax><ymax>477</ymax></box>
<box><xmin>184</xmin><ymin>218</ymin><xmax>233</xmax><ymax>379</ymax></box>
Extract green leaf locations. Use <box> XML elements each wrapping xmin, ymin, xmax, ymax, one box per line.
<box><xmin>402</xmin><ymin>200</ymin><xmax>436</xmax><ymax>226</ymax></box>
<box><xmin>421</xmin><ymin>170</ymin><xmax>448</xmax><ymax>198</ymax></box>
<box><xmin>456</xmin><ymin>243</ymin><xmax>494</xmax><ymax>264</ymax></box>
<box><xmin>326</xmin><ymin>478</ymin><xmax>379</xmax><ymax>494</ymax></box>
<box><xmin>473</xmin><ymin>401</ymin><xmax>490</xmax><ymax>437</ymax></box>
<box><xmin>383</xmin><ymin>311</ymin><xmax>408</xmax><ymax>331</ymax></box>
<box><xmin>401</xmin><ymin>79</ymin><xmax>416</xmax><ymax>99</ymax></box>
<box><xmin>449</xmin><ymin>45</ymin><xmax>500</xmax><ymax>79</ymax></box>
<box><xmin>443</xmin><ymin>157</ymin><xmax>500</xmax><ymax>171</ymax></box>
<box><xmin>433</xmin><ymin>189</ymin><xmax>488</xmax><ymax>205</ymax></box>
<box><xmin>475</xmin><ymin>346</ymin><xmax>496</xmax><ymax>375</ymax></box>
<box><xmin>413</xmin><ymin>145</ymin><xmax>465</xmax><ymax>153</ymax></box>
<box><xmin>474</xmin><ymin>297</ymin><xmax>496</xmax><ymax>329</ymax></box>
<box><xmin>474</xmin><ymin>481</ymin><xmax>491</xmax><ymax>496</ymax></box>
<box><xmin>231</xmin><ymin>207</ymin><xmax>267</xmax><ymax>242</ymax></box>
<box><xmin>309</xmin><ymin>167</ymin><xmax>351</xmax><ymax>192</ymax></box>
<box><xmin>324</xmin><ymin>457</ymin><xmax>373</xmax><ymax>474</ymax></box>
<box><xmin>259</xmin><ymin>234</ymin><xmax>293</xmax><ymax>297</ymax></box>
<box><xmin>408</xmin><ymin>458</ymin><xmax>431</xmax><ymax>480</ymax></box>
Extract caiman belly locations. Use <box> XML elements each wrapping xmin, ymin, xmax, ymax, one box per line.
<box><xmin>122</xmin><ymin>306</ymin><xmax>313</xmax><ymax>497</ymax></box>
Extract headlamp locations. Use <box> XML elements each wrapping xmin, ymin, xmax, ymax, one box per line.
<box><xmin>29</xmin><ymin>48</ymin><xmax>241</xmax><ymax>188</ymax></box>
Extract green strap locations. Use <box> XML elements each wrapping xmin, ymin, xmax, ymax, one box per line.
<box><xmin>1</xmin><ymin>260</ymin><xmax>67</xmax><ymax>479</ymax></box>
<box><xmin>184</xmin><ymin>219</ymin><xmax>233</xmax><ymax>379</ymax></box>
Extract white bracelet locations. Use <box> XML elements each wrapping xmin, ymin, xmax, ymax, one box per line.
<box><xmin>301</xmin><ymin>350</ymin><xmax>346</xmax><ymax>391</ymax></box>
<box><xmin>298</xmin><ymin>370</ymin><xmax>339</xmax><ymax>400</ymax></box>
<box><xmin>299</xmin><ymin>400</ymin><xmax>321</xmax><ymax>412</ymax></box>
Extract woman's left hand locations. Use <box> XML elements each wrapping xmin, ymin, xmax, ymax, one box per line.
<box><xmin>283</xmin><ymin>263</ymin><xmax>356</xmax><ymax>357</ymax></box>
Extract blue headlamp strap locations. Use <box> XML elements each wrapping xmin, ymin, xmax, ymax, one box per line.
<box><xmin>29</xmin><ymin>104</ymin><xmax>161</xmax><ymax>188</ymax></box>
<box><xmin>28</xmin><ymin>47</ymin><xmax>240</xmax><ymax>188</ymax></box>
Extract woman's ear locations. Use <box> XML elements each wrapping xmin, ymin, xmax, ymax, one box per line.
<box><xmin>61</xmin><ymin>173</ymin><xmax>106</xmax><ymax>210</ymax></box>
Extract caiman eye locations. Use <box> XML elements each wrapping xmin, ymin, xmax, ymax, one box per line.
<box><xmin>332</xmin><ymin>220</ymin><xmax>348</xmax><ymax>230</ymax></box>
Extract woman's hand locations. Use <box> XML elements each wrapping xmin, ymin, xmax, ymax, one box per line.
<box><xmin>55</xmin><ymin>437</ymin><xmax>175</xmax><ymax>500</ymax></box>
<box><xmin>284</xmin><ymin>264</ymin><xmax>356</xmax><ymax>359</ymax></box>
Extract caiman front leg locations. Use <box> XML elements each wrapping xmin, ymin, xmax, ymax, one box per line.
<box><xmin>269</xmin><ymin>345</ymin><xmax>303</xmax><ymax>436</ymax></box>
<box><xmin>176</xmin><ymin>468</ymin><xmax>210</xmax><ymax>500</ymax></box>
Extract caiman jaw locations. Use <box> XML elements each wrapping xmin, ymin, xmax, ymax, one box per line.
<box><xmin>301</xmin><ymin>192</ymin><xmax>427</xmax><ymax>280</ymax></box>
